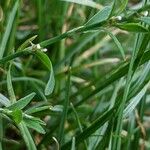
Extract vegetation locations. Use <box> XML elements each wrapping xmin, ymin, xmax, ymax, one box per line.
<box><xmin>0</xmin><ymin>0</ymin><xmax>150</xmax><ymax>149</ymax></box>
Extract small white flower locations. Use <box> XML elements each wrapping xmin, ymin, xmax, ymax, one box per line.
<box><xmin>42</xmin><ymin>48</ymin><xmax>48</xmax><ymax>52</ymax></box>
<box><xmin>143</xmin><ymin>11</ymin><xmax>148</xmax><ymax>16</ymax></box>
<box><xmin>36</xmin><ymin>44</ymin><xmax>41</xmax><ymax>49</ymax></box>
<box><xmin>116</xmin><ymin>16</ymin><xmax>122</xmax><ymax>21</ymax></box>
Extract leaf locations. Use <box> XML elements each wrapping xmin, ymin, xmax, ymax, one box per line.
<box><xmin>71</xmin><ymin>137</ymin><xmax>76</xmax><ymax>150</ymax></box>
<box><xmin>35</xmin><ymin>51</ymin><xmax>51</xmax><ymax>70</ymax></box>
<box><xmin>123</xmin><ymin>82</ymin><xmax>149</xmax><ymax>118</ymax></box>
<box><xmin>0</xmin><ymin>93</ymin><xmax>11</xmax><ymax>107</ymax></box>
<box><xmin>11</xmin><ymin>109</ymin><xmax>23</xmax><ymax>124</ymax></box>
<box><xmin>7</xmin><ymin>64</ymin><xmax>16</xmax><ymax>103</ymax></box>
<box><xmin>17</xmin><ymin>35</ymin><xmax>37</xmax><ymax>51</ymax></box>
<box><xmin>7</xmin><ymin>92</ymin><xmax>36</xmax><ymax>110</ymax></box>
<box><xmin>85</xmin><ymin>6</ymin><xmax>112</xmax><ymax>26</ymax></box>
<box><xmin>58</xmin><ymin>70</ymin><xmax>71</xmax><ymax>145</ymax></box>
<box><xmin>51</xmin><ymin>105</ymin><xmax>63</xmax><ymax>112</ymax></box>
<box><xmin>18</xmin><ymin>122</ymin><xmax>37</xmax><ymax>150</ymax></box>
<box><xmin>25</xmin><ymin>115</ymin><xmax>46</xmax><ymax>126</ymax></box>
<box><xmin>118</xmin><ymin>0</ymin><xmax>128</xmax><ymax>14</ymax></box>
<box><xmin>61</xmin><ymin>0</ymin><xmax>102</xmax><ymax>9</ymax></box>
<box><xmin>111</xmin><ymin>0</ymin><xmax>128</xmax><ymax>15</ymax></box>
<box><xmin>116</xmin><ymin>23</ymin><xmax>148</xmax><ymax>32</ymax></box>
<box><xmin>0</xmin><ymin>5</ymin><xmax>3</xmax><ymax>22</ymax></box>
<box><xmin>35</xmin><ymin>51</ymin><xmax>55</xmax><ymax>96</ymax></box>
<box><xmin>45</xmin><ymin>68</ymin><xmax>55</xmax><ymax>96</ymax></box>
<box><xmin>24</xmin><ymin>118</ymin><xmax>45</xmax><ymax>134</ymax></box>
<box><xmin>102</xmin><ymin>28</ymin><xmax>125</xmax><ymax>60</ymax></box>
<box><xmin>55</xmin><ymin>32</ymin><xmax>100</xmax><ymax>69</ymax></box>
<box><xmin>25</xmin><ymin>106</ymin><xmax>50</xmax><ymax>114</ymax></box>
<box><xmin>139</xmin><ymin>16</ymin><xmax>150</xmax><ymax>25</ymax></box>
<box><xmin>0</xmin><ymin>0</ymin><xmax>19</xmax><ymax>59</ymax></box>
<box><xmin>62</xmin><ymin>107</ymin><xmax>115</xmax><ymax>149</ymax></box>
<box><xmin>0</xmin><ymin>48</ymin><xmax>32</xmax><ymax>64</ymax></box>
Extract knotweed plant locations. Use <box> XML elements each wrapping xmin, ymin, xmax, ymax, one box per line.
<box><xmin>0</xmin><ymin>0</ymin><xmax>150</xmax><ymax>150</ymax></box>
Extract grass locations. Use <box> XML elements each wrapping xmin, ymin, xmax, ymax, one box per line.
<box><xmin>0</xmin><ymin>0</ymin><xmax>150</xmax><ymax>149</ymax></box>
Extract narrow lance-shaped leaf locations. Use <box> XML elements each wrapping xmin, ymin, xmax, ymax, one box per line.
<box><xmin>115</xmin><ymin>23</ymin><xmax>148</xmax><ymax>32</ymax></box>
<box><xmin>35</xmin><ymin>50</ymin><xmax>55</xmax><ymax>96</ymax></box>
<box><xmin>71</xmin><ymin>137</ymin><xmax>76</xmax><ymax>150</ymax></box>
<box><xmin>24</xmin><ymin>118</ymin><xmax>45</xmax><ymax>134</ymax></box>
<box><xmin>25</xmin><ymin>106</ymin><xmax>50</xmax><ymax>114</ymax></box>
<box><xmin>25</xmin><ymin>105</ymin><xmax>63</xmax><ymax>114</ymax></box>
<box><xmin>118</xmin><ymin>0</ymin><xmax>128</xmax><ymax>14</ymax></box>
<box><xmin>17</xmin><ymin>35</ymin><xmax>37</xmax><ymax>51</ymax></box>
<box><xmin>0</xmin><ymin>93</ymin><xmax>11</xmax><ymax>107</ymax></box>
<box><xmin>139</xmin><ymin>16</ymin><xmax>150</xmax><ymax>25</ymax></box>
<box><xmin>85</xmin><ymin>6</ymin><xmax>112</xmax><ymax>26</ymax></box>
<box><xmin>0</xmin><ymin>5</ymin><xmax>3</xmax><ymax>22</ymax></box>
<box><xmin>62</xmin><ymin>0</ymin><xmax>102</xmax><ymax>9</ymax></box>
<box><xmin>111</xmin><ymin>0</ymin><xmax>128</xmax><ymax>15</ymax></box>
<box><xmin>123</xmin><ymin>82</ymin><xmax>149</xmax><ymax>118</ymax></box>
<box><xmin>102</xmin><ymin>28</ymin><xmax>125</xmax><ymax>60</ymax></box>
<box><xmin>7</xmin><ymin>64</ymin><xmax>16</xmax><ymax>103</ymax></box>
<box><xmin>7</xmin><ymin>92</ymin><xmax>36</xmax><ymax>110</ymax></box>
<box><xmin>24</xmin><ymin>115</ymin><xmax>46</xmax><ymax>126</ymax></box>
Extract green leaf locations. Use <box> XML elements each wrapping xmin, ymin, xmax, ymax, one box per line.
<box><xmin>7</xmin><ymin>92</ymin><xmax>36</xmax><ymax>110</ymax></box>
<box><xmin>24</xmin><ymin>118</ymin><xmax>45</xmax><ymax>134</ymax></box>
<box><xmin>11</xmin><ymin>109</ymin><xmax>23</xmax><ymax>124</ymax></box>
<box><xmin>45</xmin><ymin>68</ymin><xmax>55</xmax><ymax>96</ymax></box>
<box><xmin>62</xmin><ymin>0</ymin><xmax>102</xmax><ymax>9</ymax></box>
<box><xmin>35</xmin><ymin>51</ymin><xmax>55</xmax><ymax>96</ymax></box>
<box><xmin>0</xmin><ymin>0</ymin><xmax>19</xmax><ymax>59</ymax></box>
<box><xmin>123</xmin><ymin>82</ymin><xmax>149</xmax><ymax>118</ymax></box>
<box><xmin>0</xmin><ymin>5</ymin><xmax>3</xmax><ymax>22</ymax></box>
<box><xmin>25</xmin><ymin>115</ymin><xmax>46</xmax><ymax>126</ymax></box>
<box><xmin>71</xmin><ymin>137</ymin><xmax>75</xmax><ymax>150</ymax></box>
<box><xmin>35</xmin><ymin>51</ymin><xmax>51</xmax><ymax>70</ymax></box>
<box><xmin>102</xmin><ymin>28</ymin><xmax>125</xmax><ymax>60</ymax></box>
<box><xmin>118</xmin><ymin>0</ymin><xmax>128</xmax><ymax>14</ymax></box>
<box><xmin>18</xmin><ymin>122</ymin><xmax>37</xmax><ymax>150</ymax></box>
<box><xmin>7</xmin><ymin>64</ymin><xmax>16</xmax><ymax>103</ymax></box>
<box><xmin>25</xmin><ymin>106</ymin><xmax>50</xmax><ymax>114</ymax></box>
<box><xmin>0</xmin><ymin>48</ymin><xmax>32</xmax><ymax>64</ymax></box>
<box><xmin>62</xmin><ymin>107</ymin><xmax>115</xmax><ymax>149</ymax></box>
<box><xmin>58</xmin><ymin>70</ymin><xmax>71</xmax><ymax>145</ymax></box>
<box><xmin>116</xmin><ymin>23</ymin><xmax>148</xmax><ymax>32</ymax></box>
<box><xmin>139</xmin><ymin>16</ymin><xmax>150</xmax><ymax>25</ymax></box>
<box><xmin>17</xmin><ymin>35</ymin><xmax>37</xmax><ymax>51</ymax></box>
<box><xmin>111</xmin><ymin>0</ymin><xmax>128</xmax><ymax>15</ymax></box>
<box><xmin>0</xmin><ymin>93</ymin><xmax>10</xmax><ymax>107</ymax></box>
<box><xmin>85</xmin><ymin>6</ymin><xmax>111</xmax><ymax>26</ymax></box>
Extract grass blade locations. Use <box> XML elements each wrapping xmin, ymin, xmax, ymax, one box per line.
<box><xmin>18</xmin><ymin>122</ymin><xmax>37</xmax><ymax>150</ymax></box>
<box><xmin>123</xmin><ymin>82</ymin><xmax>149</xmax><ymax>118</ymax></box>
<box><xmin>58</xmin><ymin>68</ymin><xmax>71</xmax><ymax>145</ymax></box>
<box><xmin>0</xmin><ymin>0</ymin><xmax>19</xmax><ymax>59</ymax></box>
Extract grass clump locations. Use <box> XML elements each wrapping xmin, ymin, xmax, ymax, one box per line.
<box><xmin>0</xmin><ymin>0</ymin><xmax>150</xmax><ymax>149</ymax></box>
